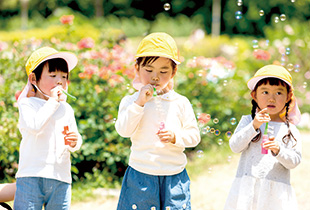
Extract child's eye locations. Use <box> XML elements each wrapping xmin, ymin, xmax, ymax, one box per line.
<box><xmin>276</xmin><ymin>92</ymin><xmax>282</xmax><ymax>95</ymax></box>
<box><xmin>262</xmin><ymin>91</ymin><xmax>268</xmax><ymax>94</ymax></box>
<box><xmin>160</xmin><ymin>71</ymin><xmax>168</xmax><ymax>74</ymax></box>
<box><xmin>145</xmin><ymin>69</ymin><xmax>152</xmax><ymax>72</ymax></box>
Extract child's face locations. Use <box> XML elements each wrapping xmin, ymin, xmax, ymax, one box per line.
<box><xmin>252</xmin><ymin>82</ymin><xmax>292</xmax><ymax>121</ymax></box>
<box><xmin>136</xmin><ymin>57</ymin><xmax>176</xmax><ymax>90</ymax></box>
<box><xmin>35</xmin><ymin>63</ymin><xmax>68</xmax><ymax>98</ymax></box>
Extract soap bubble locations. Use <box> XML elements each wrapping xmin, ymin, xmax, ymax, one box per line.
<box><xmin>294</xmin><ymin>64</ymin><xmax>300</xmax><ymax>72</ymax></box>
<box><xmin>163</xmin><ymin>3</ymin><xmax>171</xmax><ymax>11</ymax></box>
<box><xmin>210</xmin><ymin>128</ymin><xmax>215</xmax><ymax>134</ymax></box>
<box><xmin>291</xmin><ymin>0</ymin><xmax>295</xmax><ymax>2</ymax></box>
<box><xmin>252</xmin><ymin>40</ymin><xmax>258</xmax><ymax>48</ymax></box>
<box><xmin>132</xmin><ymin>204</ymin><xmax>137</xmax><ymax>209</ymax></box>
<box><xmin>227</xmin><ymin>155</ymin><xmax>232</xmax><ymax>162</ymax></box>
<box><xmin>218</xmin><ymin>139</ymin><xmax>223</xmax><ymax>145</ymax></box>
<box><xmin>226</xmin><ymin>131</ymin><xmax>232</xmax><ymax>138</ymax></box>
<box><xmin>285</xmin><ymin>47</ymin><xmax>290</xmax><ymax>55</ymax></box>
<box><xmin>151</xmin><ymin>206</ymin><xmax>156</xmax><ymax>210</ymax></box>
<box><xmin>230</xmin><ymin>117</ymin><xmax>237</xmax><ymax>125</ymax></box>
<box><xmin>196</xmin><ymin>150</ymin><xmax>204</xmax><ymax>158</ymax></box>
<box><xmin>274</xmin><ymin>16</ymin><xmax>279</xmax><ymax>23</ymax></box>
<box><xmin>237</xmin><ymin>0</ymin><xmax>243</xmax><ymax>6</ymax></box>
<box><xmin>303</xmin><ymin>82</ymin><xmax>307</xmax><ymax>89</ymax></box>
<box><xmin>215</xmin><ymin>129</ymin><xmax>221</xmax><ymax>136</ymax></box>
<box><xmin>235</xmin><ymin>11</ymin><xmax>243</xmax><ymax>19</ymax></box>
<box><xmin>259</xmin><ymin>10</ymin><xmax>264</xmax><ymax>16</ymax></box>
<box><xmin>286</xmin><ymin>63</ymin><xmax>294</xmax><ymax>71</ymax></box>
<box><xmin>208</xmin><ymin>167</ymin><xmax>212</xmax><ymax>174</ymax></box>
<box><xmin>213</xmin><ymin>118</ymin><xmax>219</xmax><ymax>124</ymax></box>
<box><xmin>280</xmin><ymin>14</ymin><xmax>286</xmax><ymax>21</ymax></box>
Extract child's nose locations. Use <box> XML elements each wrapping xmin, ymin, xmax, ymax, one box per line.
<box><xmin>152</xmin><ymin>74</ymin><xmax>159</xmax><ymax>82</ymax></box>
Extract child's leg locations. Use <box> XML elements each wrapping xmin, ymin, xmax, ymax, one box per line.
<box><xmin>14</xmin><ymin>177</ymin><xmax>44</xmax><ymax>210</ymax></box>
<box><xmin>43</xmin><ymin>178</ymin><xmax>71</xmax><ymax>210</ymax></box>
<box><xmin>117</xmin><ymin>166</ymin><xmax>160</xmax><ymax>210</ymax></box>
<box><xmin>160</xmin><ymin>169</ymin><xmax>191</xmax><ymax>210</ymax></box>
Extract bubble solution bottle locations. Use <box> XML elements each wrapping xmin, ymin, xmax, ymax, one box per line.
<box><xmin>261</xmin><ymin>122</ymin><xmax>269</xmax><ymax>154</ymax></box>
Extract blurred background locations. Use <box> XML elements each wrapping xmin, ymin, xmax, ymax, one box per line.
<box><xmin>1</xmin><ymin>0</ymin><xmax>310</xmax><ymax>205</ymax></box>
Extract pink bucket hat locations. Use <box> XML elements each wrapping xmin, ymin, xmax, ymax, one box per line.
<box><xmin>247</xmin><ymin>64</ymin><xmax>301</xmax><ymax>125</ymax></box>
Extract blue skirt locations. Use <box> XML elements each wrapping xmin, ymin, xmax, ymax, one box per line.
<box><xmin>117</xmin><ymin>166</ymin><xmax>191</xmax><ymax>210</ymax></box>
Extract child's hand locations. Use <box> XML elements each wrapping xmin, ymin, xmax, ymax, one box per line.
<box><xmin>157</xmin><ymin>129</ymin><xmax>176</xmax><ymax>144</ymax></box>
<box><xmin>50</xmin><ymin>85</ymin><xmax>65</xmax><ymax>101</ymax></box>
<box><xmin>64</xmin><ymin>131</ymin><xmax>79</xmax><ymax>148</ymax></box>
<box><xmin>253</xmin><ymin>108</ymin><xmax>271</xmax><ymax>130</ymax></box>
<box><xmin>262</xmin><ymin>136</ymin><xmax>280</xmax><ymax>155</ymax></box>
<box><xmin>135</xmin><ymin>84</ymin><xmax>154</xmax><ymax>107</ymax></box>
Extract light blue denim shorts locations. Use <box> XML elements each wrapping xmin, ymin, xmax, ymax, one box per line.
<box><xmin>117</xmin><ymin>166</ymin><xmax>191</xmax><ymax>210</ymax></box>
<box><xmin>14</xmin><ymin>177</ymin><xmax>71</xmax><ymax>210</ymax></box>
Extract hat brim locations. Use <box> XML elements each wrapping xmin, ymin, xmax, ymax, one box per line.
<box><xmin>135</xmin><ymin>53</ymin><xmax>180</xmax><ymax>65</ymax></box>
<box><xmin>32</xmin><ymin>52</ymin><xmax>78</xmax><ymax>74</ymax></box>
<box><xmin>247</xmin><ymin>75</ymin><xmax>292</xmax><ymax>91</ymax></box>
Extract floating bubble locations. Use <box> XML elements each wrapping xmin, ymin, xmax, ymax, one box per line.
<box><xmin>303</xmin><ymin>82</ymin><xmax>307</xmax><ymax>89</ymax></box>
<box><xmin>274</xmin><ymin>16</ymin><xmax>279</xmax><ymax>23</ymax></box>
<box><xmin>227</xmin><ymin>155</ymin><xmax>232</xmax><ymax>162</ymax></box>
<box><xmin>291</xmin><ymin>0</ymin><xmax>295</xmax><ymax>2</ymax></box>
<box><xmin>196</xmin><ymin>150</ymin><xmax>204</xmax><ymax>158</ymax></box>
<box><xmin>294</xmin><ymin>64</ymin><xmax>300</xmax><ymax>72</ymax></box>
<box><xmin>235</xmin><ymin>11</ymin><xmax>243</xmax><ymax>20</ymax></box>
<box><xmin>237</xmin><ymin>0</ymin><xmax>243</xmax><ymax>6</ymax></box>
<box><xmin>252</xmin><ymin>40</ymin><xmax>258</xmax><ymax>48</ymax></box>
<box><xmin>230</xmin><ymin>117</ymin><xmax>237</xmax><ymax>125</ymax></box>
<box><xmin>208</xmin><ymin>167</ymin><xmax>212</xmax><ymax>174</ymax></box>
<box><xmin>113</xmin><ymin>118</ymin><xmax>117</xmax><ymax>123</ymax></box>
<box><xmin>132</xmin><ymin>204</ymin><xmax>137</xmax><ymax>209</ymax></box>
<box><xmin>151</xmin><ymin>206</ymin><xmax>156</xmax><ymax>210</ymax></box>
<box><xmin>163</xmin><ymin>3</ymin><xmax>171</xmax><ymax>11</ymax></box>
<box><xmin>210</xmin><ymin>128</ymin><xmax>215</xmax><ymax>134</ymax></box>
<box><xmin>285</xmin><ymin>47</ymin><xmax>290</xmax><ymax>55</ymax></box>
<box><xmin>218</xmin><ymin>139</ymin><xmax>223</xmax><ymax>145</ymax></box>
<box><xmin>223</xmin><ymin>80</ymin><xmax>228</xmax><ymax>86</ymax></box>
<box><xmin>196</xmin><ymin>69</ymin><xmax>205</xmax><ymax>77</ymax></box>
<box><xmin>215</xmin><ymin>129</ymin><xmax>221</xmax><ymax>136</ymax></box>
<box><xmin>286</xmin><ymin>63</ymin><xmax>294</xmax><ymax>71</ymax></box>
<box><xmin>213</xmin><ymin>118</ymin><xmax>219</xmax><ymax>124</ymax></box>
<box><xmin>280</xmin><ymin>14</ymin><xmax>286</xmax><ymax>21</ymax></box>
<box><xmin>265</xmin><ymin>39</ymin><xmax>269</xmax><ymax>47</ymax></box>
<box><xmin>165</xmin><ymin>207</ymin><xmax>171</xmax><ymax>210</ymax></box>
<box><xmin>259</xmin><ymin>10</ymin><xmax>264</xmax><ymax>16</ymax></box>
<box><xmin>226</xmin><ymin>131</ymin><xmax>232</xmax><ymax>138</ymax></box>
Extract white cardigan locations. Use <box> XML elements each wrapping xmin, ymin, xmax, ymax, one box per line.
<box><xmin>115</xmin><ymin>90</ymin><xmax>200</xmax><ymax>176</ymax></box>
<box><xmin>16</xmin><ymin>97</ymin><xmax>82</xmax><ymax>184</ymax></box>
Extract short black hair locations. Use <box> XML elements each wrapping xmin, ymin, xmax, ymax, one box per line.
<box><xmin>136</xmin><ymin>56</ymin><xmax>177</xmax><ymax>74</ymax></box>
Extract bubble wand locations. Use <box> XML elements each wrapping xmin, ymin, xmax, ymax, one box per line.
<box><xmin>153</xmin><ymin>86</ymin><xmax>165</xmax><ymax>131</ymax></box>
<box><xmin>261</xmin><ymin>121</ymin><xmax>269</xmax><ymax>154</ymax></box>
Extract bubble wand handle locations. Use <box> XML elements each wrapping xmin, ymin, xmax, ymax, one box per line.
<box><xmin>62</xmin><ymin>90</ymin><xmax>77</xmax><ymax>100</ymax></box>
<box><xmin>261</xmin><ymin>122</ymin><xmax>269</xmax><ymax>154</ymax></box>
<box><xmin>153</xmin><ymin>86</ymin><xmax>165</xmax><ymax>130</ymax></box>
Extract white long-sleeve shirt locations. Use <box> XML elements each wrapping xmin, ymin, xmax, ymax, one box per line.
<box><xmin>16</xmin><ymin>97</ymin><xmax>82</xmax><ymax>184</ymax></box>
<box><xmin>115</xmin><ymin>90</ymin><xmax>200</xmax><ymax>176</ymax></box>
<box><xmin>224</xmin><ymin>115</ymin><xmax>301</xmax><ymax>210</ymax></box>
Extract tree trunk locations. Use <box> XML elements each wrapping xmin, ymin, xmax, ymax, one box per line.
<box><xmin>20</xmin><ymin>0</ymin><xmax>29</xmax><ymax>30</ymax></box>
<box><xmin>211</xmin><ymin>0</ymin><xmax>221</xmax><ymax>37</ymax></box>
<box><xmin>95</xmin><ymin>0</ymin><xmax>104</xmax><ymax>17</ymax></box>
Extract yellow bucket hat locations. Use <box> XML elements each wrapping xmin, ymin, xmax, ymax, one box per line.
<box><xmin>247</xmin><ymin>64</ymin><xmax>301</xmax><ymax>125</ymax></box>
<box><xmin>18</xmin><ymin>47</ymin><xmax>78</xmax><ymax>103</ymax></box>
<box><xmin>25</xmin><ymin>46</ymin><xmax>78</xmax><ymax>76</ymax></box>
<box><xmin>247</xmin><ymin>64</ymin><xmax>292</xmax><ymax>90</ymax></box>
<box><xmin>135</xmin><ymin>32</ymin><xmax>180</xmax><ymax>64</ymax></box>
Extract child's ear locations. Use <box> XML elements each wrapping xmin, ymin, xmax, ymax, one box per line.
<box><xmin>29</xmin><ymin>73</ymin><xmax>37</xmax><ymax>85</ymax></box>
<box><xmin>286</xmin><ymin>91</ymin><xmax>293</xmax><ymax>103</ymax></box>
<box><xmin>250</xmin><ymin>91</ymin><xmax>257</xmax><ymax>102</ymax></box>
<box><xmin>171</xmin><ymin>66</ymin><xmax>178</xmax><ymax>78</ymax></box>
<box><xmin>134</xmin><ymin>63</ymin><xmax>139</xmax><ymax>72</ymax></box>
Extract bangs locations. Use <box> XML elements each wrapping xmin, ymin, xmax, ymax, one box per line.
<box><xmin>255</xmin><ymin>77</ymin><xmax>290</xmax><ymax>92</ymax></box>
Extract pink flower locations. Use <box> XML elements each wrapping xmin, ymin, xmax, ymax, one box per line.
<box><xmin>253</xmin><ymin>49</ymin><xmax>271</xmax><ymax>61</ymax></box>
<box><xmin>197</xmin><ymin>113</ymin><xmax>211</xmax><ymax>124</ymax></box>
<box><xmin>60</xmin><ymin>15</ymin><xmax>74</xmax><ymax>25</ymax></box>
<box><xmin>77</xmin><ymin>37</ymin><xmax>95</xmax><ymax>49</ymax></box>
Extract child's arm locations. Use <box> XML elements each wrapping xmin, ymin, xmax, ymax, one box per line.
<box><xmin>67</xmin><ymin>113</ymin><xmax>82</xmax><ymax>152</ymax></box>
<box><xmin>173</xmin><ymin>98</ymin><xmax>200</xmax><ymax>147</ymax></box>
<box><xmin>274</xmin><ymin>127</ymin><xmax>302</xmax><ymax>169</ymax></box>
<box><xmin>115</xmin><ymin>95</ymin><xmax>144</xmax><ymax>137</ymax></box>
<box><xmin>229</xmin><ymin>115</ymin><xmax>261</xmax><ymax>153</ymax></box>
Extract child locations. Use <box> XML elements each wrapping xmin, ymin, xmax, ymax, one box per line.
<box><xmin>115</xmin><ymin>32</ymin><xmax>201</xmax><ymax>210</ymax></box>
<box><xmin>14</xmin><ymin>47</ymin><xmax>82</xmax><ymax>210</ymax></box>
<box><xmin>224</xmin><ymin>65</ymin><xmax>302</xmax><ymax>210</ymax></box>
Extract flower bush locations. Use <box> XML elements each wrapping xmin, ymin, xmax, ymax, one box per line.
<box><xmin>1</xmin><ymin>16</ymin><xmax>310</xmax><ymax>186</ymax></box>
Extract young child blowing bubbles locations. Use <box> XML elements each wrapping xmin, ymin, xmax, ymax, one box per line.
<box><xmin>15</xmin><ymin>47</ymin><xmax>82</xmax><ymax>210</ymax></box>
<box><xmin>115</xmin><ymin>32</ymin><xmax>201</xmax><ymax>210</ymax></box>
